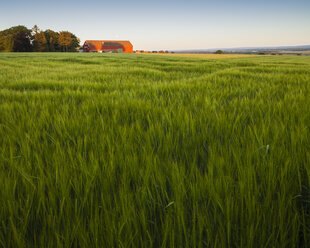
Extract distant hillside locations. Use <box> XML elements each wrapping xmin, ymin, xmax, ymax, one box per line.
<box><xmin>173</xmin><ymin>45</ymin><xmax>310</xmax><ymax>55</ymax></box>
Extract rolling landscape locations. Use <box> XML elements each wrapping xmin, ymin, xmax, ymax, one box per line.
<box><xmin>173</xmin><ymin>45</ymin><xmax>310</xmax><ymax>55</ymax></box>
<box><xmin>1</xmin><ymin>0</ymin><xmax>310</xmax><ymax>247</ymax></box>
<box><xmin>1</xmin><ymin>53</ymin><xmax>310</xmax><ymax>247</ymax></box>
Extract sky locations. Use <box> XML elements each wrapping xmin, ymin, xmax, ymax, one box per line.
<box><xmin>0</xmin><ymin>0</ymin><xmax>309</xmax><ymax>50</ymax></box>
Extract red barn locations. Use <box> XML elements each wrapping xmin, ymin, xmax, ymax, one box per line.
<box><xmin>82</xmin><ymin>40</ymin><xmax>133</xmax><ymax>53</ymax></box>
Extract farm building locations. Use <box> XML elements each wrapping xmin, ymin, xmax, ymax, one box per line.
<box><xmin>82</xmin><ymin>40</ymin><xmax>133</xmax><ymax>53</ymax></box>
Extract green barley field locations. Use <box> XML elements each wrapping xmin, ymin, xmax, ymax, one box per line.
<box><xmin>0</xmin><ymin>53</ymin><xmax>310</xmax><ymax>247</ymax></box>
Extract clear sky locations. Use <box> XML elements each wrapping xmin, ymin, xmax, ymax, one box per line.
<box><xmin>1</xmin><ymin>0</ymin><xmax>309</xmax><ymax>50</ymax></box>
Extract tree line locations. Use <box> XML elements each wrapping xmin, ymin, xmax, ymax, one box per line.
<box><xmin>0</xmin><ymin>25</ymin><xmax>80</xmax><ymax>52</ymax></box>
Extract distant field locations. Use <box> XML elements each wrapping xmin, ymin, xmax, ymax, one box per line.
<box><xmin>278</xmin><ymin>50</ymin><xmax>310</xmax><ymax>54</ymax></box>
<box><xmin>0</xmin><ymin>53</ymin><xmax>310</xmax><ymax>247</ymax></box>
<box><xmin>147</xmin><ymin>53</ymin><xmax>257</xmax><ymax>59</ymax></box>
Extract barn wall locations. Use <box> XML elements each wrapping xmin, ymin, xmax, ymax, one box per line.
<box><xmin>83</xmin><ymin>40</ymin><xmax>133</xmax><ymax>53</ymax></box>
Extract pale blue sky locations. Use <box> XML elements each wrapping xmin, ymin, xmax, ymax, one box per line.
<box><xmin>1</xmin><ymin>0</ymin><xmax>309</xmax><ymax>50</ymax></box>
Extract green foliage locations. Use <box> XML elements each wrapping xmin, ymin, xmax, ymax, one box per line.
<box><xmin>44</xmin><ymin>29</ymin><xmax>60</xmax><ymax>52</ymax></box>
<box><xmin>58</xmin><ymin>31</ymin><xmax>73</xmax><ymax>52</ymax></box>
<box><xmin>0</xmin><ymin>53</ymin><xmax>310</xmax><ymax>247</ymax></box>
<box><xmin>0</xmin><ymin>26</ymin><xmax>32</xmax><ymax>52</ymax></box>
<box><xmin>33</xmin><ymin>31</ymin><xmax>49</xmax><ymax>52</ymax></box>
<box><xmin>0</xmin><ymin>25</ymin><xmax>80</xmax><ymax>52</ymax></box>
<box><xmin>58</xmin><ymin>31</ymin><xmax>80</xmax><ymax>52</ymax></box>
<box><xmin>68</xmin><ymin>33</ymin><xmax>80</xmax><ymax>52</ymax></box>
<box><xmin>215</xmin><ymin>50</ymin><xmax>224</xmax><ymax>54</ymax></box>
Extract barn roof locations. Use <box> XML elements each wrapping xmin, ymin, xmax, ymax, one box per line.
<box><xmin>84</xmin><ymin>40</ymin><xmax>133</xmax><ymax>48</ymax></box>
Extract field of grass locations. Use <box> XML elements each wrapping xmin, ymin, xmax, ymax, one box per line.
<box><xmin>278</xmin><ymin>51</ymin><xmax>310</xmax><ymax>55</ymax></box>
<box><xmin>147</xmin><ymin>53</ymin><xmax>256</xmax><ymax>59</ymax></box>
<box><xmin>0</xmin><ymin>53</ymin><xmax>310</xmax><ymax>247</ymax></box>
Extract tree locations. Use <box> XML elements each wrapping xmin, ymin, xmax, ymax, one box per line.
<box><xmin>44</xmin><ymin>29</ymin><xmax>60</xmax><ymax>52</ymax></box>
<box><xmin>34</xmin><ymin>31</ymin><xmax>48</xmax><ymax>52</ymax></box>
<box><xmin>58</xmin><ymin>31</ymin><xmax>72</xmax><ymax>52</ymax></box>
<box><xmin>0</xmin><ymin>25</ymin><xmax>80</xmax><ymax>52</ymax></box>
<box><xmin>69</xmin><ymin>33</ymin><xmax>80</xmax><ymax>52</ymax></box>
<box><xmin>215</xmin><ymin>50</ymin><xmax>224</xmax><ymax>54</ymax></box>
<box><xmin>32</xmin><ymin>25</ymin><xmax>39</xmax><ymax>35</ymax></box>
<box><xmin>13</xmin><ymin>28</ymin><xmax>32</xmax><ymax>52</ymax></box>
<box><xmin>0</xmin><ymin>35</ymin><xmax>14</xmax><ymax>52</ymax></box>
<box><xmin>0</xmin><ymin>26</ymin><xmax>32</xmax><ymax>52</ymax></box>
<box><xmin>32</xmin><ymin>25</ymin><xmax>49</xmax><ymax>52</ymax></box>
